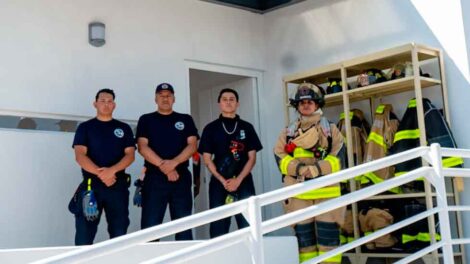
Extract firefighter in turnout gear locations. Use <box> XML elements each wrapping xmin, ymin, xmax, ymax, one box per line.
<box><xmin>274</xmin><ymin>82</ymin><xmax>345</xmax><ymax>263</ymax></box>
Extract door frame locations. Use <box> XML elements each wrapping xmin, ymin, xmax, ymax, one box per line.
<box><xmin>184</xmin><ymin>59</ymin><xmax>268</xmax><ymax>216</ymax></box>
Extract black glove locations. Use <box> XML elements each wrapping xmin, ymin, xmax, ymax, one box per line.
<box><xmin>133</xmin><ymin>179</ymin><xmax>144</xmax><ymax>207</ymax></box>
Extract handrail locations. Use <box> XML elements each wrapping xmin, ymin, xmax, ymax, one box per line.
<box><xmin>33</xmin><ymin>144</ymin><xmax>468</xmax><ymax>264</ymax></box>
<box><xmin>31</xmin><ymin>200</ymin><xmax>249</xmax><ymax>264</ymax></box>
<box><xmin>262</xmin><ymin>167</ymin><xmax>432</xmax><ymax>234</ymax></box>
<box><xmin>310</xmin><ymin>208</ymin><xmax>441</xmax><ymax>264</ymax></box>
<box><xmin>259</xmin><ymin>146</ymin><xmax>429</xmax><ymax>206</ymax></box>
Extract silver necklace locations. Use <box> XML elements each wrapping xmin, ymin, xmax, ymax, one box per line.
<box><xmin>222</xmin><ymin>121</ymin><xmax>238</xmax><ymax>135</ymax></box>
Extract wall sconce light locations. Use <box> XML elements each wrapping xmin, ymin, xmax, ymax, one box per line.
<box><xmin>88</xmin><ymin>22</ymin><xmax>105</xmax><ymax>47</ymax></box>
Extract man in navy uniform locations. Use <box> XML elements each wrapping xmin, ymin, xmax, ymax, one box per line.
<box><xmin>198</xmin><ymin>88</ymin><xmax>263</xmax><ymax>238</ymax></box>
<box><xmin>136</xmin><ymin>83</ymin><xmax>198</xmax><ymax>240</ymax></box>
<box><xmin>72</xmin><ymin>88</ymin><xmax>135</xmax><ymax>245</ymax></box>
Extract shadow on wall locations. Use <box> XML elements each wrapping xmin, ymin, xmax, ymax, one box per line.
<box><xmin>272</xmin><ymin>0</ymin><xmax>445</xmax><ymax>73</ymax></box>
<box><xmin>17</xmin><ymin>117</ymin><xmax>37</xmax><ymax>129</ymax></box>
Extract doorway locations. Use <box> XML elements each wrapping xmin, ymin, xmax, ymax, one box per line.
<box><xmin>187</xmin><ymin>63</ymin><xmax>264</xmax><ymax>239</ymax></box>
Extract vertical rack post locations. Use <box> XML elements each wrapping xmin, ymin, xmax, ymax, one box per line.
<box><xmin>412</xmin><ymin>44</ymin><xmax>439</xmax><ymax>263</ymax></box>
<box><xmin>341</xmin><ymin>66</ymin><xmax>361</xmax><ymax>262</ymax></box>
<box><xmin>438</xmin><ymin>47</ymin><xmax>466</xmax><ymax>263</ymax></box>
<box><xmin>283</xmin><ymin>81</ymin><xmax>290</xmax><ymax>126</ymax></box>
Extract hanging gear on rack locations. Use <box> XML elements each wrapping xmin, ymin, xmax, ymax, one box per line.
<box><xmin>359</xmin><ymin>208</ymin><xmax>398</xmax><ymax>250</ymax></box>
<box><xmin>396</xmin><ymin>199</ymin><xmax>441</xmax><ymax>252</ymax></box>
<box><xmin>337</xmin><ymin>109</ymin><xmax>371</xmax><ymax>166</ymax></box>
<box><xmin>389</xmin><ymin>98</ymin><xmax>464</xmax><ymax>192</ymax></box>
<box><xmin>360</xmin><ymin>104</ymin><xmax>400</xmax><ymax>193</ymax></box>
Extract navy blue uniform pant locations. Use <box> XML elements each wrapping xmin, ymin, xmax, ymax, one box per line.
<box><xmin>141</xmin><ymin>170</ymin><xmax>193</xmax><ymax>240</ymax></box>
<box><xmin>74</xmin><ymin>179</ymin><xmax>130</xmax><ymax>245</ymax></box>
<box><xmin>209</xmin><ymin>175</ymin><xmax>255</xmax><ymax>238</ymax></box>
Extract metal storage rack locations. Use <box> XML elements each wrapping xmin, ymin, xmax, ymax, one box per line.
<box><xmin>282</xmin><ymin>43</ymin><xmax>465</xmax><ymax>264</ymax></box>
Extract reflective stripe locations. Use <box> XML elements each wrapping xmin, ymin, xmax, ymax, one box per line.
<box><xmin>408</xmin><ymin>99</ymin><xmax>417</xmax><ymax>108</ymax></box>
<box><xmin>394</xmin><ymin>171</ymin><xmax>407</xmax><ymax>177</ymax></box>
<box><xmin>355</xmin><ymin>175</ymin><xmax>369</xmax><ymax>184</ymax></box>
<box><xmin>417</xmin><ymin>232</ymin><xmax>441</xmax><ymax>242</ymax></box>
<box><xmin>299</xmin><ymin>251</ymin><xmax>318</xmax><ymax>263</ymax></box>
<box><xmin>319</xmin><ymin>251</ymin><xmax>342</xmax><ymax>263</ymax></box>
<box><xmin>402</xmin><ymin>234</ymin><xmax>415</xmax><ymax>244</ymax></box>
<box><xmin>367</xmin><ymin>132</ymin><xmax>387</xmax><ymax>151</ymax></box>
<box><xmin>280</xmin><ymin>155</ymin><xmax>294</xmax><ymax>175</ymax></box>
<box><xmin>295</xmin><ymin>186</ymin><xmax>341</xmax><ymax>200</ymax></box>
<box><xmin>324</xmin><ymin>155</ymin><xmax>341</xmax><ymax>173</ymax></box>
<box><xmin>293</xmin><ymin>147</ymin><xmax>314</xmax><ymax>158</ymax></box>
<box><xmin>393</xmin><ymin>129</ymin><xmax>420</xmax><ymax>143</ymax></box>
<box><xmin>362</xmin><ymin>172</ymin><xmax>402</xmax><ymax>194</ymax></box>
<box><xmin>442</xmin><ymin>156</ymin><xmax>464</xmax><ymax>168</ymax></box>
<box><xmin>339</xmin><ymin>112</ymin><xmax>354</xmax><ymax>120</ymax></box>
<box><xmin>376</xmin><ymin>105</ymin><xmax>385</xmax><ymax>114</ymax></box>
<box><xmin>87</xmin><ymin>178</ymin><xmax>92</xmax><ymax>191</ymax></box>
<box><xmin>402</xmin><ymin>232</ymin><xmax>441</xmax><ymax>244</ymax></box>
<box><xmin>395</xmin><ymin>171</ymin><xmax>425</xmax><ymax>181</ymax></box>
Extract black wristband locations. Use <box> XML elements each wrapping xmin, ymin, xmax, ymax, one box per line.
<box><xmin>314</xmin><ymin>162</ymin><xmax>322</xmax><ymax>176</ymax></box>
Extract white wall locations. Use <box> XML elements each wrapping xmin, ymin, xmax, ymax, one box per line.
<box><xmin>0</xmin><ymin>0</ymin><xmax>264</xmax><ymax>119</ymax></box>
<box><xmin>0</xmin><ymin>0</ymin><xmax>265</xmax><ymax>248</ymax></box>
<box><xmin>0</xmin><ymin>129</ymin><xmax>77</xmax><ymax>248</ymax></box>
<box><xmin>0</xmin><ymin>128</ymin><xmax>146</xmax><ymax>248</ymax></box>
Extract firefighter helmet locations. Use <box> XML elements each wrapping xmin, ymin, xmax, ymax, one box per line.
<box><xmin>289</xmin><ymin>82</ymin><xmax>325</xmax><ymax>108</ymax></box>
<box><xmin>357</xmin><ymin>68</ymin><xmax>387</xmax><ymax>87</ymax></box>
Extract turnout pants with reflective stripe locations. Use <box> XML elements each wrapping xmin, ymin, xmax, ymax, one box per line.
<box><xmin>283</xmin><ymin>176</ymin><xmax>345</xmax><ymax>263</ymax></box>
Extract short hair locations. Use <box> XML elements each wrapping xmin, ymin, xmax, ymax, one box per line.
<box><xmin>95</xmin><ymin>88</ymin><xmax>115</xmax><ymax>101</ymax></box>
<box><xmin>217</xmin><ymin>88</ymin><xmax>239</xmax><ymax>103</ymax></box>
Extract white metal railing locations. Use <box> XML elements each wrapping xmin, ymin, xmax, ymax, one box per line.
<box><xmin>32</xmin><ymin>144</ymin><xmax>470</xmax><ymax>264</ymax></box>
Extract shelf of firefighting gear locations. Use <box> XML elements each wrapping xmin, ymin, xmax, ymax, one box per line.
<box><xmin>323</xmin><ymin>76</ymin><xmax>441</xmax><ymax>107</ymax></box>
<box><xmin>282</xmin><ymin>42</ymin><xmax>465</xmax><ymax>264</ymax></box>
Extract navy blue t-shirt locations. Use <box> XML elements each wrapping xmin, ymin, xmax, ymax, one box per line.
<box><xmin>198</xmin><ymin>115</ymin><xmax>263</xmax><ymax>177</ymax></box>
<box><xmin>136</xmin><ymin>111</ymin><xmax>199</xmax><ymax>173</ymax></box>
<box><xmin>73</xmin><ymin>118</ymin><xmax>135</xmax><ymax>178</ymax></box>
